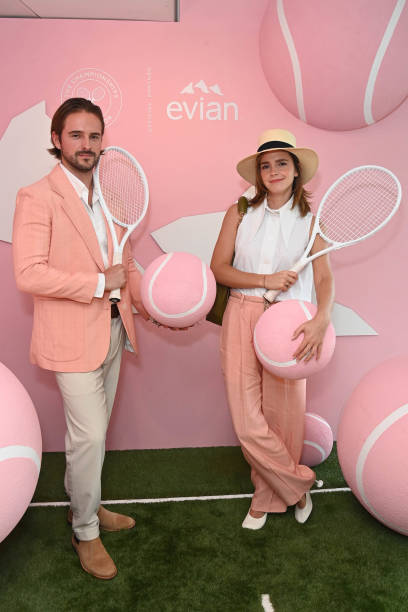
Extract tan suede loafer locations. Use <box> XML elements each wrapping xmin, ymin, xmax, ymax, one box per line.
<box><xmin>72</xmin><ymin>535</ymin><xmax>117</xmax><ymax>580</ymax></box>
<box><xmin>68</xmin><ymin>506</ymin><xmax>136</xmax><ymax>532</ymax></box>
<box><xmin>97</xmin><ymin>506</ymin><xmax>136</xmax><ymax>532</ymax></box>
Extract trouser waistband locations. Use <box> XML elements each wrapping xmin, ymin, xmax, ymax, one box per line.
<box><xmin>230</xmin><ymin>291</ymin><xmax>265</xmax><ymax>304</ymax></box>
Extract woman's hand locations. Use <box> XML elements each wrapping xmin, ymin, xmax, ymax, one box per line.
<box><xmin>264</xmin><ymin>270</ymin><xmax>298</xmax><ymax>292</ymax></box>
<box><xmin>292</xmin><ymin>314</ymin><xmax>330</xmax><ymax>362</ymax></box>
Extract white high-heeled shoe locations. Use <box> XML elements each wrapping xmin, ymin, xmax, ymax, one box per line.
<box><xmin>295</xmin><ymin>492</ymin><xmax>313</xmax><ymax>524</ymax></box>
<box><xmin>242</xmin><ymin>511</ymin><xmax>267</xmax><ymax>530</ymax></box>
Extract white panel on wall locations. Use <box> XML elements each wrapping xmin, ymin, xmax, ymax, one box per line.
<box><xmin>331</xmin><ymin>303</ymin><xmax>377</xmax><ymax>337</ymax></box>
<box><xmin>151</xmin><ymin>186</ymin><xmax>256</xmax><ymax>265</ymax></box>
<box><xmin>0</xmin><ymin>102</ymin><xmax>54</xmax><ymax>244</ymax></box>
<box><xmin>151</xmin><ymin>212</ymin><xmax>225</xmax><ymax>266</ymax></box>
<box><xmin>0</xmin><ymin>0</ymin><xmax>178</xmax><ymax>21</ymax></box>
<box><xmin>0</xmin><ymin>0</ymin><xmax>36</xmax><ymax>16</ymax></box>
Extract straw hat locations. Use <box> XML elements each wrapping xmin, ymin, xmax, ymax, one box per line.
<box><xmin>236</xmin><ymin>129</ymin><xmax>319</xmax><ymax>185</ymax></box>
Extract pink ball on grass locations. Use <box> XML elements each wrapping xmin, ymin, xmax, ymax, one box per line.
<box><xmin>141</xmin><ymin>252</ymin><xmax>216</xmax><ymax>327</ymax></box>
<box><xmin>301</xmin><ymin>412</ymin><xmax>333</xmax><ymax>467</ymax></box>
<box><xmin>253</xmin><ymin>300</ymin><xmax>336</xmax><ymax>379</ymax></box>
<box><xmin>338</xmin><ymin>356</ymin><xmax>408</xmax><ymax>535</ymax></box>
<box><xmin>0</xmin><ymin>363</ymin><xmax>42</xmax><ymax>543</ymax></box>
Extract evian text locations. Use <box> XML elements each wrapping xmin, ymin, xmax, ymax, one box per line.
<box><xmin>167</xmin><ymin>97</ymin><xmax>238</xmax><ymax>121</ymax></box>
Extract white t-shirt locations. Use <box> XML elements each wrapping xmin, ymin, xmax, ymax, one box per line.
<box><xmin>233</xmin><ymin>196</ymin><xmax>314</xmax><ymax>301</ymax></box>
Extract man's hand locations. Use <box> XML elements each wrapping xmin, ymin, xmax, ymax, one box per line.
<box><xmin>104</xmin><ymin>265</ymin><xmax>127</xmax><ymax>291</ymax></box>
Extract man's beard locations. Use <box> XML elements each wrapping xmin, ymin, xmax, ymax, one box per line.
<box><xmin>62</xmin><ymin>150</ymin><xmax>99</xmax><ymax>173</ymax></box>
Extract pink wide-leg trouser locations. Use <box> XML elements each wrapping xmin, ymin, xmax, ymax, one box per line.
<box><xmin>220</xmin><ymin>292</ymin><xmax>315</xmax><ymax>513</ymax></box>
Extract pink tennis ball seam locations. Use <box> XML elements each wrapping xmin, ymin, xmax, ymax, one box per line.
<box><xmin>301</xmin><ymin>411</ymin><xmax>333</xmax><ymax>467</ymax></box>
<box><xmin>0</xmin><ymin>363</ymin><xmax>42</xmax><ymax>544</ymax></box>
<box><xmin>260</xmin><ymin>0</ymin><xmax>408</xmax><ymax>130</ymax></box>
<box><xmin>338</xmin><ymin>356</ymin><xmax>408</xmax><ymax>535</ymax></box>
<box><xmin>141</xmin><ymin>252</ymin><xmax>216</xmax><ymax>327</ymax></box>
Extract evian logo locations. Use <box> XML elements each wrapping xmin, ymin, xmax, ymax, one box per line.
<box><xmin>167</xmin><ymin>80</ymin><xmax>238</xmax><ymax>121</ymax></box>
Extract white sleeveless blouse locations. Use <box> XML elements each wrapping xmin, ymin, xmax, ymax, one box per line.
<box><xmin>233</xmin><ymin>196</ymin><xmax>314</xmax><ymax>301</ymax></box>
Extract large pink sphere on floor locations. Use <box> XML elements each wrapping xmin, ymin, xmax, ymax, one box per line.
<box><xmin>0</xmin><ymin>363</ymin><xmax>42</xmax><ymax>543</ymax></box>
<box><xmin>260</xmin><ymin>0</ymin><xmax>408</xmax><ymax>130</ymax></box>
<box><xmin>338</xmin><ymin>356</ymin><xmax>408</xmax><ymax>535</ymax></box>
<box><xmin>253</xmin><ymin>300</ymin><xmax>336</xmax><ymax>379</ymax></box>
<box><xmin>141</xmin><ymin>252</ymin><xmax>216</xmax><ymax>327</ymax></box>
<box><xmin>301</xmin><ymin>412</ymin><xmax>333</xmax><ymax>467</ymax></box>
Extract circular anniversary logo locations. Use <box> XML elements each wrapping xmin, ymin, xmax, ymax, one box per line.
<box><xmin>61</xmin><ymin>68</ymin><xmax>122</xmax><ymax>126</ymax></box>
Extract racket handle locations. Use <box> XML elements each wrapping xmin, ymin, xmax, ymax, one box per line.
<box><xmin>109</xmin><ymin>288</ymin><xmax>121</xmax><ymax>303</ymax></box>
<box><xmin>109</xmin><ymin>252</ymin><xmax>122</xmax><ymax>304</ymax></box>
<box><xmin>263</xmin><ymin>259</ymin><xmax>306</xmax><ymax>304</ymax></box>
<box><xmin>263</xmin><ymin>287</ymin><xmax>280</xmax><ymax>304</ymax></box>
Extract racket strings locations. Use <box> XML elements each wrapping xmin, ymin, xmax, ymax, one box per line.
<box><xmin>98</xmin><ymin>151</ymin><xmax>147</xmax><ymax>225</ymax></box>
<box><xmin>319</xmin><ymin>168</ymin><xmax>400</xmax><ymax>244</ymax></box>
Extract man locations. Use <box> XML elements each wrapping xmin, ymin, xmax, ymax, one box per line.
<box><xmin>13</xmin><ymin>98</ymin><xmax>149</xmax><ymax>580</ymax></box>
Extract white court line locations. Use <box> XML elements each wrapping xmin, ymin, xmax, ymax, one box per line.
<box><xmin>29</xmin><ymin>488</ymin><xmax>351</xmax><ymax>508</ymax></box>
<box><xmin>311</xmin><ymin>487</ymin><xmax>351</xmax><ymax>494</ymax></box>
<box><xmin>261</xmin><ymin>594</ymin><xmax>275</xmax><ymax>612</ymax></box>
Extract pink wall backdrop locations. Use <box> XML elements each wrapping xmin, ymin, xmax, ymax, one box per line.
<box><xmin>0</xmin><ymin>0</ymin><xmax>407</xmax><ymax>451</ymax></box>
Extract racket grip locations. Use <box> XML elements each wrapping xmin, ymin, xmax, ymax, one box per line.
<box><xmin>263</xmin><ymin>260</ymin><xmax>306</xmax><ymax>304</ymax></box>
<box><xmin>263</xmin><ymin>288</ymin><xmax>280</xmax><ymax>304</ymax></box>
<box><xmin>109</xmin><ymin>288</ymin><xmax>121</xmax><ymax>303</ymax></box>
<box><xmin>109</xmin><ymin>252</ymin><xmax>123</xmax><ymax>304</ymax></box>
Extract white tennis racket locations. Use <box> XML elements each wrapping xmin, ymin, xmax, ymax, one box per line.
<box><xmin>94</xmin><ymin>146</ymin><xmax>149</xmax><ymax>303</ymax></box>
<box><xmin>264</xmin><ymin>165</ymin><xmax>402</xmax><ymax>303</ymax></box>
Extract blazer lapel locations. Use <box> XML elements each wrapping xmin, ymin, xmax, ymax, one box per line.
<box><xmin>48</xmin><ymin>165</ymin><xmax>105</xmax><ymax>272</ymax></box>
<box><xmin>104</xmin><ymin>213</ymin><xmax>114</xmax><ymax>265</ymax></box>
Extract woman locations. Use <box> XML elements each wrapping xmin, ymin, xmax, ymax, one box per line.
<box><xmin>210</xmin><ymin>129</ymin><xmax>334</xmax><ymax>529</ymax></box>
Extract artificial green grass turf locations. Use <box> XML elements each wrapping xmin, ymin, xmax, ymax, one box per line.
<box><xmin>32</xmin><ymin>443</ymin><xmax>346</xmax><ymax>503</ymax></box>
<box><xmin>1</xmin><ymin>493</ymin><xmax>408</xmax><ymax>611</ymax></box>
<box><xmin>6</xmin><ymin>445</ymin><xmax>400</xmax><ymax>612</ymax></box>
<box><xmin>2</xmin><ymin>445</ymin><xmax>403</xmax><ymax>611</ymax></box>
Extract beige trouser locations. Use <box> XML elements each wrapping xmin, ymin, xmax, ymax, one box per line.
<box><xmin>220</xmin><ymin>292</ymin><xmax>315</xmax><ymax>513</ymax></box>
<box><xmin>55</xmin><ymin>318</ymin><xmax>125</xmax><ymax>541</ymax></box>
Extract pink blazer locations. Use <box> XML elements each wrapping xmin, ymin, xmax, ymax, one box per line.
<box><xmin>13</xmin><ymin>165</ymin><xmax>143</xmax><ymax>372</ymax></box>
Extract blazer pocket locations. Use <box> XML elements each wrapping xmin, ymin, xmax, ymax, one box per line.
<box><xmin>36</xmin><ymin>299</ymin><xmax>85</xmax><ymax>362</ymax></box>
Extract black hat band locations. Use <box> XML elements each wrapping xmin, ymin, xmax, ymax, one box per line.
<box><xmin>257</xmin><ymin>140</ymin><xmax>294</xmax><ymax>153</ymax></box>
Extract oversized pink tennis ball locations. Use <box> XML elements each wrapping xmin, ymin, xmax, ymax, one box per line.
<box><xmin>0</xmin><ymin>363</ymin><xmax>42</xmax><ymax>543</ymax></box>
<box><xmin>338</xmin><ymin>356</ymin><xmax>408</xmax><ymax>535</ymax></box>
<box><xmin>260</xmin><ymin>0</ymin><xmax>408</xmax><ymax>130</ymax></box>
<box><xmin>253</xmin><ymin>300</ymin><xmax>336</xmax><ymax>379</ymax></box>
<box><xmin>301</xmin><ymin>412</ymin><xmax>333</xmax><ymax>467</ymax></box>
<box><xmin>141</xmin><ymin>252</ymin><xmax>216</xmax><ymax>327</ymax></box>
